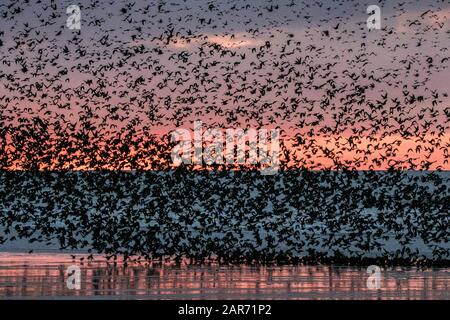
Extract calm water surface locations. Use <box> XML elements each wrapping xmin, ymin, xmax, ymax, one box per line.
<box><xmin>0</xmin><ymin>253</ymin><xmax>448</xmax><ymax>299</ymax></box>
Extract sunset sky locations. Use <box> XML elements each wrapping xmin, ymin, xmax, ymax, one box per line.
<box><xmin>0</xmin><ymin>0</ymin><xmax>449</xmax><ymax>170</ymax></box>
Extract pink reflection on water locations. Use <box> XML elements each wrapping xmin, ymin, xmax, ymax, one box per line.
<box><xmin>0</xmin><ymin>253</ymin><xmax>448</xmax><ymax>299</ymax></box>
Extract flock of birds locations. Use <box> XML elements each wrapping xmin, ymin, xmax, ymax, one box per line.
<box><xmin>0</xmin><ymin>170</ymin><xmax>448</xmax><ymax>265</ymax></box>
<box><xmin>0</xmin><ymin>0</ymin><xmax>449</xmax><ymax>264</ymax></box>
